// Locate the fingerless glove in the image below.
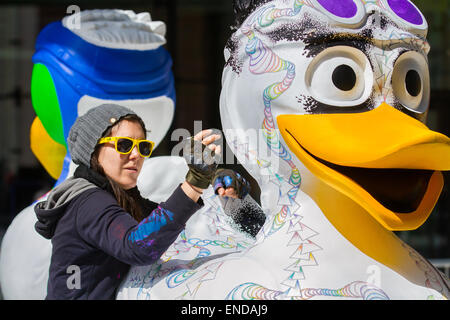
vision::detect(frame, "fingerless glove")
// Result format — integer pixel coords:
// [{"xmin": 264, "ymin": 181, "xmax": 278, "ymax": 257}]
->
[{"xmin": 183, "ymin": 138, "xmax": 220, "ymax": 189}]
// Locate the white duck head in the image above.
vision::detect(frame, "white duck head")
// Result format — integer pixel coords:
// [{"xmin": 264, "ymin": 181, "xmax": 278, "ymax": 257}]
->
[
  {"xmin": 221, "ymin": 0, "xmax": 450, "ymax": 233},
  {"xmin": 30, "ymin": 9, "xmax": 175, "ymax": 184},
  {"xmin": 111, "ymin": 1, "xmax": 450, "ymax": 300}
]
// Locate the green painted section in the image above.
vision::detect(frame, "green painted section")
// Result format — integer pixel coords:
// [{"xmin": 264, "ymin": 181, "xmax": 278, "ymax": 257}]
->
[{"xmin": 31, "ymin": 63, "xmax": 66, "ymax": 147}]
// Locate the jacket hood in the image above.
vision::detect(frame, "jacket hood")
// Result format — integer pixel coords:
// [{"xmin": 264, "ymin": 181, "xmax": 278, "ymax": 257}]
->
[{"xmin": 34, "ymin": 177, "xmax": 97, "ymax": 239}]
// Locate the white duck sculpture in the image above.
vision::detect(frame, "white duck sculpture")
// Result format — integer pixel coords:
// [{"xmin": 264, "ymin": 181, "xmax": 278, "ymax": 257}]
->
[{"xmin": 116, "ymin": 0, "xmax": 450, "ymax": 300}]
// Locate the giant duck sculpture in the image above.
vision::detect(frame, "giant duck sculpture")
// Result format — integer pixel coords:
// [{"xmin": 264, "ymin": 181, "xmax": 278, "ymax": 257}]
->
[
  {"xmin": 0, "ymin": 9, "xmax": 182, "ymax": 299},
  {"xmin": 116, "ymin": 0, "xmax": 450, "ymax": 300}
]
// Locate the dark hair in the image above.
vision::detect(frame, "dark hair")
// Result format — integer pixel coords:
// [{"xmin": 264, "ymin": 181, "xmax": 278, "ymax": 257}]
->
[
  {"xmin": 232, "ymin": 0, "xmax": 272, "ymax": 29},
  {"xmin": 90, "ymin": 114, "xmax": 147, "ymax": 222}
]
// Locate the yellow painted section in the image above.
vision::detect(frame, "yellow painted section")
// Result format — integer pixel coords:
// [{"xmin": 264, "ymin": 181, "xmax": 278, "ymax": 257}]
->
[
  {"xmin": 277, "ymin": 103, "xmax": 450, "ymax": 170},
  {"xmin": 30, "ymin": 117, "xmax": 66, "ymax": 180}
]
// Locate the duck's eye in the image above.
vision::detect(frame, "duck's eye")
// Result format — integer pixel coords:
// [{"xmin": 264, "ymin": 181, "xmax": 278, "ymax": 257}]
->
[
  {"xmin": 332, "ymin": 65, "xmax": 357, "ymax": 91},
  {"xmin": 305, "ymin": 46, "xmax": 373, "ymax": 107},
  {"xmin": 392, "ymin": 51, "xmax": 429, "ymax": 114},
  {"xmin": 405, "ymin": 70, "xmax": 421, "ymax": 97}
]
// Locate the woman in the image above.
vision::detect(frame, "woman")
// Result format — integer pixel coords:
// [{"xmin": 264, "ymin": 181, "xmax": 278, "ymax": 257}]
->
[{"xmin": 34, "ymin": 103, "xmax": 246, "ymax": 299}]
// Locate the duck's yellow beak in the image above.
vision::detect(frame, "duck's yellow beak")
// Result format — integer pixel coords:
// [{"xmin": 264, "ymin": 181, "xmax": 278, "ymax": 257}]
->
[{"xmin": 277, "ymin": 103, "xmax": 450, "ymax": 230}]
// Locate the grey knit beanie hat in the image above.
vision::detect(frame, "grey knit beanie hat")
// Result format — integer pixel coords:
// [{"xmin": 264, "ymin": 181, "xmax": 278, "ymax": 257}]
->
[{"xmin": 68, "ymin": 104, "xmax": 138, "ymax": 168}]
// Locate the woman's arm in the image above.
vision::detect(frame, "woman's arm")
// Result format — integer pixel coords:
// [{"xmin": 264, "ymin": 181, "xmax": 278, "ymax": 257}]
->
[
  {"xmin": 75, "ymin": 186, "xmax": 202, "ymax": 266},
  {"xmin": 181, "ymin": 181, "xmax": 203, "ymax": 203}
]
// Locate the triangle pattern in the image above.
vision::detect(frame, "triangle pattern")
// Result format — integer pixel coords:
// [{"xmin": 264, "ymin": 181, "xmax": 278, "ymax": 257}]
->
[
  {"xmin": 284, "ymin": 280, "xmax": 303, "ymax": 298},
  {"xmin": 284, "ymin": 259, "xmax": 303, "ymax": 273},
  {"xmin": 287, "ymin": 232, "xmax": 303, "ymax": 246},
  {"xmin": 301, "ymin": 239, "xmax": 322, "ymax": 254},
  {"xmin": 290, "ymin": 244, "xmax": 311, "ymax": 260},
  {"xmin": 298, "ymin": 223, "xmax": 318, "ymax": 241},
  {"xmin": 297, "ymin": 253, "xmax": 318, "ymax": 267}
]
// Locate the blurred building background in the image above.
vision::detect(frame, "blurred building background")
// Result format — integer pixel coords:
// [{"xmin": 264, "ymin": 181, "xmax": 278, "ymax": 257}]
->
[{"xmin": 0, "ymin": 0, "xmax": 448, "ymax": 291}]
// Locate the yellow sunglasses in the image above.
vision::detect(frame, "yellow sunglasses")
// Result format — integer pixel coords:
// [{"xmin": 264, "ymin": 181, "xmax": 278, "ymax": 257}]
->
[{"xmin": 98, "ymin": 136, "xmax": 155, "ymax": 158}]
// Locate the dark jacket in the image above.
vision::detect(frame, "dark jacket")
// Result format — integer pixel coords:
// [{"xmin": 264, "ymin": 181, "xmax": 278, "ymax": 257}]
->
[{"xmin": 34, "ymin": 165, "xmax": 203, "ymax": 300}]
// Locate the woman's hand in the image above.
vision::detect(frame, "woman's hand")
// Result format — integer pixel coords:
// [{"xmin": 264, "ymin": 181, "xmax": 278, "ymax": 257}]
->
[
  {"xmin": 193, "ymin": 129, "xmax": 222, "ymax": 160},
  {"xmin": 212, "ymin": 168, "xmax": 250, "ymax": 199},
  {"xmin": 181, "ymin": 129, "xmax": 222, "ymax": 202}
]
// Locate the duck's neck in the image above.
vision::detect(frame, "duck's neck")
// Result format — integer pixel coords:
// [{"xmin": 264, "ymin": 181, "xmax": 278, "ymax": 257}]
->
[{"xmin": 299, "ymin": 173, "xmax": 422, "ymax": 276}]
